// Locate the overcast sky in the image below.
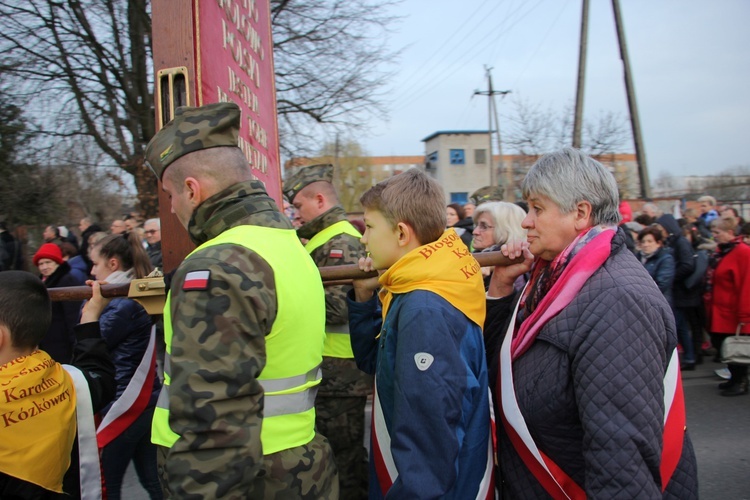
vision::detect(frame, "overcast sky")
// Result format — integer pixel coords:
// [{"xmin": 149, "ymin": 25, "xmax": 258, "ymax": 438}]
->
[{"xmin": 355, "ymin": 0, "xmax": 749, "ymax": 180}]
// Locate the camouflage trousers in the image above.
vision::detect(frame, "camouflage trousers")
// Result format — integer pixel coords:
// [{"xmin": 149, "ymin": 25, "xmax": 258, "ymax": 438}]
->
[
  {"xmin": 315, "ymin": 357, "xmax": 372, "ymax": 500},
  {"xmin": 156, "ymin": 434, "xmax": 339, "ymax": 499}
]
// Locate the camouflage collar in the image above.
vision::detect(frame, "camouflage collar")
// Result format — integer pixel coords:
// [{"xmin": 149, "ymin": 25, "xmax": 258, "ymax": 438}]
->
[
  {"xmin": 297, "ymin": 205, "xmax": 349, "ymax": 240},
  {"xmin": 188, "ymin": 180, "xmax": 291, "ymax": 245}
]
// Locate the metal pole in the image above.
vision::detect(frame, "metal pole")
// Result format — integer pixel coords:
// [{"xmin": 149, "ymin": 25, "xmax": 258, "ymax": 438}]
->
[
  {"xmin": 572, "ymin": 0, "xmax": 590, "ymax": 149},
  {"xmin": 486, "ymin": 69, "xmax": 495, "ymax": 187},
  {"xmin": 612, "ymin": 0, "xmax": 651, "ymax": 199}
]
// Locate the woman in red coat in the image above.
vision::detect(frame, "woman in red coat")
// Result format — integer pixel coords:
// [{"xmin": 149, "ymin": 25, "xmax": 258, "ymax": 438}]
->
[{"xmin": 705, "ymin": 217, "xmax": 750, "ymax": 396}]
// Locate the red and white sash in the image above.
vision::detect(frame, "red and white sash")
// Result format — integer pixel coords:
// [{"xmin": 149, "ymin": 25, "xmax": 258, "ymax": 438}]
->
[
  {"xmin": 371, "ymin": 378, "xmax": 496, "ymax": 498},
  {"xmin": 96, "ymin": 325, "xmax": 157, "ymax": 449},
  {"xmin": 499, "ymin": 299, "xmax": 686, "ymax": 499}
]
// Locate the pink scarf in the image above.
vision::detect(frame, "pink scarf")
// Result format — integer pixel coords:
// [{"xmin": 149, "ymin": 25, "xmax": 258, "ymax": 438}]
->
[{"xmin": 511, "ymin": 226, "xmax": 616, "ymax": 359}]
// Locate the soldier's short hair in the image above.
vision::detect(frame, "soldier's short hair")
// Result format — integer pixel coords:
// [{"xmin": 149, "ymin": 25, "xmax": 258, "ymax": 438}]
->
[
  {"xmin": 0, "ymin": 271, "xmax": 51, "ymax": 350},
  {"xmin": 360, "ymin": 168, "xmax": 445, "ymax": 245},
  {"xmin": 145, "ymin": 102, "xmax": 242, "ymax": 180}
]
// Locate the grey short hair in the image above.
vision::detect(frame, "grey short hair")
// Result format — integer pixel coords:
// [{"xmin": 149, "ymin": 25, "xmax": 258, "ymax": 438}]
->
[
  {"xmin": 144, "ymin": 218, "xmax": 161, "ymax": 229},
  {"xmin": 473, "ymin": 202, "xmax": 527, "ymax": 246},
  {"xmin": 521, "ymin": 148, "xmax": 621, "ymax": 226}
]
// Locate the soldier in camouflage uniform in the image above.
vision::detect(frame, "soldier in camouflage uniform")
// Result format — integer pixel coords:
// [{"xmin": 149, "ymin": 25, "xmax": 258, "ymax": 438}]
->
[
  {"xmin": 284, "ymin": 165, "xmax": 372, "ymax": 500},
  {"xmin": 144, "ymin": 102, "xmax": 338, "ymax": 499},
  {"xmin": 469, "ymin": 185, "xmax": 504, "ymax": 206}
]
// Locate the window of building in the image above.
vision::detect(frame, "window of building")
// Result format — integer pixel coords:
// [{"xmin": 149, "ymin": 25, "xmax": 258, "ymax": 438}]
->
[
  {"xmin": 449, "ymin": 149, "xmax": 465, "ymax": 165},
  {"xmin": 450, "ymin": 192, "xmax": 468, "ymax": 204},
  {"xmin": 474, "ymin": 149, "xmax": 486, "ymax": 164},
  {"xmin": 425, "ymin": 151, "xmax": 438, "ymax": 170}
]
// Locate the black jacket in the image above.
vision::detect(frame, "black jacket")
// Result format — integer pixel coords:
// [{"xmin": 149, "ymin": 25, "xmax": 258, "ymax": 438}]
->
[
  {"xmin": 657, "ymin": 215, "xmax": 696, "ymax": 307},
  {"xmin": 40, "ymin": 263, "xmax": 86, "ymax": 363}
]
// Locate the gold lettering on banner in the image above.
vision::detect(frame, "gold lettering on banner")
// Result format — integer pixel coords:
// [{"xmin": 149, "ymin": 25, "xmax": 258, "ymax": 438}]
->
[
  {"xmin": 227, "ymin": 67, "xmax": 260, "ymax": 112},
  {"xmin": 222, "ymin": 20, "xmax": 261, "ymax": 87}
]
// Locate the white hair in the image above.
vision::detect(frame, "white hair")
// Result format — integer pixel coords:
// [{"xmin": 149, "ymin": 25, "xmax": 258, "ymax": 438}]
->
[
  {"xmin": 144, "ymin": 218, "xmax": 161, "ymax": 229},
  {"xmin": 473, "ymin": 202, "xmax": 527, "ymax": 246}
]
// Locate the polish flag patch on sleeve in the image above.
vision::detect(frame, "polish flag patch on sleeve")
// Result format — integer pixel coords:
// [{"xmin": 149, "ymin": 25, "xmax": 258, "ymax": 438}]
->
[
  {"xmin": 183, "ymin": 270, "xmax": 210, "ymax": 291},
  {"xmin": 329, "ymin": 248, "xmax": 344, "ymax": 259}
]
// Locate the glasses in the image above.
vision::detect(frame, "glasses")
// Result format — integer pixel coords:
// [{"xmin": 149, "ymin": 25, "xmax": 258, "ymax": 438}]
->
[
  {"xmin": 475, "ymin": 222, "xmax": 494, "ymax": 232},
  {"xmin": 144, "ymin": 230, "xmax": 158, "ymax": 235}
]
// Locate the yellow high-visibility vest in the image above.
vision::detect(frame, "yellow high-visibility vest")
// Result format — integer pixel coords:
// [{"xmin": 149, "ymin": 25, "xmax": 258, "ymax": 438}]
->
[
  {"xmin": 304, "ymin": 219, "xmax": 362, "ymax": 358},
  {"xmin": 152, "ymin": 225, "xmax": 326, "ymax": 455}
]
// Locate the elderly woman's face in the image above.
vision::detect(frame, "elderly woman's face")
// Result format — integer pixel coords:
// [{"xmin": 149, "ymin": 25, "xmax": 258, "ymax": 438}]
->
[
  {"xmin": 472, "ymin": 213, "xmax": 496, "ymax": 250},
  {"xmin": 37, "ymin": 258, "xmax": 59, "ymax": 277},
  {"xmin": 523, "ymin": 194, "xmax": 583, "ymax": 261}
]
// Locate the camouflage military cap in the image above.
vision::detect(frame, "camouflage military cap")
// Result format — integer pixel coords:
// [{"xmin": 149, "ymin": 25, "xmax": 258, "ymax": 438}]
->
[
  {"xmin": 283, "ymin": 164, "xmax": 334, "ymax": 202},
  {"xmin": 144, "ymin": 102, "xmax": 241, "ymax": 180},
  {"xmin": 470, "ymin": 185, "xmax": 504, "ymax": 205}
]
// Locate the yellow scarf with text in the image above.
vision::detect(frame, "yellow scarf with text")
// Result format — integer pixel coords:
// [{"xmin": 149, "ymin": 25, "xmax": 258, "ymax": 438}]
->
[
  {"xmin": 0, "ymin": 350, "xmax": 76, "ymax": 493},
  {"xmin": 379, "ymin": 228, "xmax": 486, "ymax": 327}
]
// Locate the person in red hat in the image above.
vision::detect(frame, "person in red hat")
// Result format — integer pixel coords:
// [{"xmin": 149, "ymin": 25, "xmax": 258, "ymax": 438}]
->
[{"xmin": 33, "ymin": 242, "xmax": 86, "ymax": 362}]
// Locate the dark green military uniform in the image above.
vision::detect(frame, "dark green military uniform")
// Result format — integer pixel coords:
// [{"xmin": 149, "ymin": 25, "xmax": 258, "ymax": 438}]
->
[
  {"xmin": 144, "ymin": 102, "xmax": 338, "ymax": 499},
  {"xmin": 285, "ymin": 167, "xmax": 372, "ymax": 500}
]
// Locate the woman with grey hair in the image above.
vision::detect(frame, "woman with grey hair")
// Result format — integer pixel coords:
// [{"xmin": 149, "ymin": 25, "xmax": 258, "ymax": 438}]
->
[
  {"xmin": 484, "ymin": 148, "xmax": 697, "ymax": 498},
  {"xmin": 472, "ymin": 201, "xmax": 527, "ymax": 290},
  {"xmin": 471, "ymin": 201, "xmax": 527, "ymax": 253}
]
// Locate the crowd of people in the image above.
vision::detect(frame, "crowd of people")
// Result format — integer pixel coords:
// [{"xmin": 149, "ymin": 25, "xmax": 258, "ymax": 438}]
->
[{"xmin": 1, "ymin": 100, "xmax": 747, "ymax": 499}]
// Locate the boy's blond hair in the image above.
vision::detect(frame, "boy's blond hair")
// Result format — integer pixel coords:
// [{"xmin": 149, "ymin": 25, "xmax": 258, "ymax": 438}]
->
[{"xmin": 360, "ymin": 168, "xmax": 446, "ymax": 245}]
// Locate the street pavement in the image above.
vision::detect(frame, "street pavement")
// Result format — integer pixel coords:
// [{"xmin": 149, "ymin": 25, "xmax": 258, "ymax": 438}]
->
[{"xmin": 124, "ymin": 359, "xmax": 749, "ymax": 499}]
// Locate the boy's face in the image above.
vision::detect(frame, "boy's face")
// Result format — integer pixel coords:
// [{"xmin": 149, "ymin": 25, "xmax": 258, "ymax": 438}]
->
[{"xmin": 362, "ymin": 208, "xmax": 402, "ymax": 270}]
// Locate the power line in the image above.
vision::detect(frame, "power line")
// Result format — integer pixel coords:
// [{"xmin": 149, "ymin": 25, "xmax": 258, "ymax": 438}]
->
[{"xmin": 391, "ymin": 0, "xmax": 545, "ymax": 109}]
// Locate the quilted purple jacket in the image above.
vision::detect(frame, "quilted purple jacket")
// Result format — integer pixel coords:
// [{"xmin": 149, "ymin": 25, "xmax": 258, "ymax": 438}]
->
[{"xmin": 484, "ymin": 228, "xmax": 698, "ymax": 499}]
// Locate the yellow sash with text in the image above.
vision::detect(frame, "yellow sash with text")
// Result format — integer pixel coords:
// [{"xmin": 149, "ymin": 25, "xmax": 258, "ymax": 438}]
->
[
  {"xmin": 379, "ymin": 228, "xmax": 486, "ymax": 327},
  {"xmin": 0, "ymin": 350, "xmax": 76, "ymax": 493}
]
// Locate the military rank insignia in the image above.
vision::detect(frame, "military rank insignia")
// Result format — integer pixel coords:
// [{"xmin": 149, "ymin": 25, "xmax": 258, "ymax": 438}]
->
[
  {"xmin": 329, "ymin": 249, "xmax": 344, "ymax": 259},
  {"xmin": 183, "ymin": 270, "xmax": 210, "ymax": 290}
]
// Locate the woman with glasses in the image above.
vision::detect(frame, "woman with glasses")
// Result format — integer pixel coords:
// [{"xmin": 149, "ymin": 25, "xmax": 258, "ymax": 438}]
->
[{"xmin": 471, "ymin": 201, "xmax": 527, "ymax": 289}]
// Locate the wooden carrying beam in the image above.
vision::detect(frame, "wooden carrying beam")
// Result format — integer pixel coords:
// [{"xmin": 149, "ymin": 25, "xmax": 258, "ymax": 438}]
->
[{"xmin": 48, "ymin": 251, "xmax": 522, "ymax": 302}]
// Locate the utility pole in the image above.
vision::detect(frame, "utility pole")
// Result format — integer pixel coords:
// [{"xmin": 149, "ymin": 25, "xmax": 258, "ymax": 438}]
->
[
  {"xmin": 612, "ymin": 0, "xmax": 651, "ymax": 199},
  {"xmin": 572, "ymin": 0, "xmax": 590, "ymax": 149},
  {"xmin": 474, "ymin": 67, "xmax": 511, "ymax": 198}
]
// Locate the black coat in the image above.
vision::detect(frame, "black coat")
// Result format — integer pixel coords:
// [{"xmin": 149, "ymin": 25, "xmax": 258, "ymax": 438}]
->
[
  {"xmin": 657, "ymin": 215, "xmax": 696, "ymax": 307},
  {"xmin": 40, "ymin": 263, "xmax": 86, "ymax": 363}
]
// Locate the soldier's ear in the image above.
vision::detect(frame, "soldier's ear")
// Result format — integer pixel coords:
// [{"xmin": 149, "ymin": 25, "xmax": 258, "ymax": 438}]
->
[{"xmin": 184, "ymin": 177, "xmax": 202, "ymax": 207}]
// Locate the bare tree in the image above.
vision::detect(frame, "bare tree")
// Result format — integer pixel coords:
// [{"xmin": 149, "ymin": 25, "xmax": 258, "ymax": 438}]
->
[
  {"xmin": 271, "ymin": 0, "xmax": 400, "ymax": 157},
  {"xmin": 0, "ymin": 0, "xmax": 155, "ymax": 214},
  {"xmin": 502, "ymin": 95, "xmax": 630, "ymax": 157},
  {"xmin": 0, "ymin": 0, "xmax": 398, "ymax": 217},
  {"xmin": 317, "ymin": 140, "xmax": 374, "ymax": 212}
]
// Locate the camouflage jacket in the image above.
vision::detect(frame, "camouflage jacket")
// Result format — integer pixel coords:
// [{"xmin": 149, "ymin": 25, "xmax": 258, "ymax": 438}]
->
[
  {"xmin": 297, "ymin": 206, "xmax": 365, "ymax": 326},
  {"xmin": 165, "ymin": 181, "xmax": 336, "ymax": 499}
]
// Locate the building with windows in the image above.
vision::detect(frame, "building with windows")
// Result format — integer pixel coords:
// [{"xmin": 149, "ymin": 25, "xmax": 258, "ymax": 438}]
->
[{"xmin": 423, "ymin": 130, "xmax": 640, "ymax": 203}]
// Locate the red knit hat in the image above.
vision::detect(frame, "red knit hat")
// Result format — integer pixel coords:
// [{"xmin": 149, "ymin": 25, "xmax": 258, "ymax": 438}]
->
[{"xmin": 33, "ymin": 243, "xmax": 64, "ymax": 266}]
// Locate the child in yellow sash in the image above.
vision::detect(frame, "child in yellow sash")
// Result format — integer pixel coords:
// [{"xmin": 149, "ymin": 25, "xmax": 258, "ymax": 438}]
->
[{"xmin": 0, "ymin": 272, "xmax": 115, "ymax": 497}]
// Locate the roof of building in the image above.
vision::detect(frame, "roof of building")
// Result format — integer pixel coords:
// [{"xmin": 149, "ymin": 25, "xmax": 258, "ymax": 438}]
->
[
  {"xmin": 421, "ymin": 130, "xmax": 492, "ymax": 142},
  {"xmin": 368, "ymin": 155, "xmax": 424, "ymax": 165}
]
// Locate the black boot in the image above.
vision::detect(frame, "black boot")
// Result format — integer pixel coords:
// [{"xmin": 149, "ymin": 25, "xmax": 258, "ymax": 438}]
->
[
  {"xmin": 718, "ymin": 380, "xmax": 735, "ymax": 390},
  {"xmin": 721, "ymin": 377, "xmax": 749, "ymax": 397}
]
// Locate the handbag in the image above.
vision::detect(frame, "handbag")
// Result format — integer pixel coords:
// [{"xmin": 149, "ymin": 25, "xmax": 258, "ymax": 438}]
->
[{"xmin": 721, "ymin": 323, "xmax": 750, "ymax": 365}]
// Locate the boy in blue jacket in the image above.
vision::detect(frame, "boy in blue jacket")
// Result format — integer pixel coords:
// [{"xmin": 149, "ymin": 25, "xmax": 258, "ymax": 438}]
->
[{"xmin": 348, "ymin": 168, "xmax": 494, "ymax": 499}]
